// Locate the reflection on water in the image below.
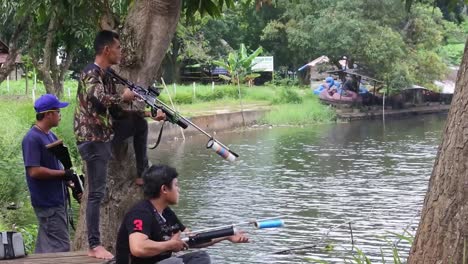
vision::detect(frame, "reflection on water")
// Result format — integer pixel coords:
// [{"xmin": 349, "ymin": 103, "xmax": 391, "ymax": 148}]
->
[{"xmin": 149, "ymin": 114, "xmax": 446, "ymax": 263}]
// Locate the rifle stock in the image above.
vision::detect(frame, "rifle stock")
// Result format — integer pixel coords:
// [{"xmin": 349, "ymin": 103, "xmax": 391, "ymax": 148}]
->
[{"xmin": 182, "ymin": 226, "xmax": 235, "ymax": 247}]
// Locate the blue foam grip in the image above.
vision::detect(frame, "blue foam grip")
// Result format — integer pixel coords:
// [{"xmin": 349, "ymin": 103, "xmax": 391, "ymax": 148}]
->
[{"xmin": 255, "ymin": 219, "xmax": 284, "ymax": 229}]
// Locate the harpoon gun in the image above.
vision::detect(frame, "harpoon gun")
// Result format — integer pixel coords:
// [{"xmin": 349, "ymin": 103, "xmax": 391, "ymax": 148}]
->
[
  {"xmin": 106, "ymin": 68, "xmax": 239, "ymax": 162},
  {"xmin": 45, "ymin": 140, "xmax": 84, "ymax": 204},
  {"xmin": 182, "ymin": 217, "xmax": 284, "ymax": 247}
]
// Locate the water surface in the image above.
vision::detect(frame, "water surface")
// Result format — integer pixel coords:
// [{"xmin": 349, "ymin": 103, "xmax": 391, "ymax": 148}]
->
[{"xmin": 150, "ymin": 114, "xmax": 446, "ymax": 263}]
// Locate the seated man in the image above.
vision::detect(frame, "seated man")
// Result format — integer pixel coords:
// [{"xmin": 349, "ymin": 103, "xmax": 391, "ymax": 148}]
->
[
  {"xmin": 314, "ymin": 76, "xmax": 340, "ymax": 95},
  {"xmin": 343, "ymin": 75, "xmax": 359, "ymax": 93},
  {"xmin": 115, "ymin": 165, "xmax": 248, "ymax": 264},
  {"xmin": 321, "ymin": 77, "xmax": 340, "ymax": 96}
]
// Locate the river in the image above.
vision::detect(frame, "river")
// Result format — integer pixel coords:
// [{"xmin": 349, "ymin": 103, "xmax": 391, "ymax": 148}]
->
[{"xmin": 149, "ymin": 114, "xmax": 446, "ymax": 263}]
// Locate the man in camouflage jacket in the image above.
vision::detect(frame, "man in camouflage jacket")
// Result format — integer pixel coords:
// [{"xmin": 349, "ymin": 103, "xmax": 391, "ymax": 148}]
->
[{"xmin": 74, "ymin": 30, "xmax": 135, "ymax": 260}]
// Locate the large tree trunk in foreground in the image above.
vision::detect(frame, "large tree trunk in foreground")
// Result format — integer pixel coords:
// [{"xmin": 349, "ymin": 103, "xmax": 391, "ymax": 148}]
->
[
  {"xmin": 408, "ymin": 37, "xmax": 468, "ymax": 263},
  {"xmin": 73, "ymin": 0, "xmax": 181, "ymax": 252}
]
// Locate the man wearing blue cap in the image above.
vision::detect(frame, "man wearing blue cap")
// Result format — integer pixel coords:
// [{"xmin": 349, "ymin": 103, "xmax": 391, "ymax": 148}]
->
[{"xmin": 21, "ymin": 94, "xmax": 75, "ymax": 253}]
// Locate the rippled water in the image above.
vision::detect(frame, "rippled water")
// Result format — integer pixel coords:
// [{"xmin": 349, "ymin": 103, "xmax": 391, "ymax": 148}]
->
[{"xmin": 149, "ymin": 114, "xmax": 446, "ymax": 264}]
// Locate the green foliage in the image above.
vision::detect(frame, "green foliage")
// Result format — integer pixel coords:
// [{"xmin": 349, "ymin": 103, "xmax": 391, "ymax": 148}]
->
[
  {"xmin": 262, "ymin": 95, "xmax": 335, "ymax": 125},
  {"xmin": 270, "ymin": 75, "xmax": 300, "ymax": 87},
  {"xmin": 159, "ymin": 84, "xmax": 244, "ymax": 104},
  {"xmin": 343, "ymin": 230, "xmax": 415, "ymax": 264},
  {"xmin": 213, "ymin": 43, "xmax": 263, "ymax": 84},
  {"xmin": 183, "ymin": 0, "xmax": 235, "ymax": 18},
  {"xmin": 409, "ymin": 50, "xmax": 447, "ymax": 88},
  {"xmin": 0, "ymin": 100, "xmax": 33, "ymax": 209},
  {"xmin": 440, "ymin": 43, "xmax": 465, "ymax": 65},
  {"xmin": 384, "ymin": 62, "xmax": 413, "ymax": 93},
  {"xmin": 272, "ymin": 87, "xmax": 303, "ymax": 104},
  {"xmin": 18, "ymin": 224, "xmax": 38, "ymax": 254}
]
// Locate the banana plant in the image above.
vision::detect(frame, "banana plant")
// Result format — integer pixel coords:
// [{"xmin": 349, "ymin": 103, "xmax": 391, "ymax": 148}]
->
[{"xmin": 213, "ymin": 43, "xmax": 263, "ymax": 85}]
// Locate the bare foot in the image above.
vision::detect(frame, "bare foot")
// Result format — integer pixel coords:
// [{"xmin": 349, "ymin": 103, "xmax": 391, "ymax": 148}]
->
[
  {"xmin": 135, "ymin": 178, "xmax": 144, "ymax": 186},
  {"xmin": 88, "ymin": 245, "xmax": 114, "ymax": 260}
]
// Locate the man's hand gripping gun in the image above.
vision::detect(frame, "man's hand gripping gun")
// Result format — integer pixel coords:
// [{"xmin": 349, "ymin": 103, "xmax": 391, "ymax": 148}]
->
[
  {"xmin": 182, "ymin": 217, "xmax": 284, "ymax": 247},
  {"xmin": 46, "ymin": 140, "xmax": 84, "ymax": 203}
]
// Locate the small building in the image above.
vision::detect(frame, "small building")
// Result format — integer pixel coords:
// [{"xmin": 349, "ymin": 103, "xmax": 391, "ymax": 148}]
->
[
  {"xmin": 0, "ymin": 40, "xmax": 23, "ymax": 80},
  {"xmin": 297, "ymin": 55, "xmax": 338, "ymax": 86}
]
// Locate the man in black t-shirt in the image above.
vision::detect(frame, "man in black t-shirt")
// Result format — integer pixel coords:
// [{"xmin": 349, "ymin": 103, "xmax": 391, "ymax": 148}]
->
[{"xmin": 115, "ymin": 165, "xmax": 249, "ymax": 264}]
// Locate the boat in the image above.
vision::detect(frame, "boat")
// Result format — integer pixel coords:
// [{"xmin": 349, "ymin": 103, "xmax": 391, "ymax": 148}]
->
[{"xmin": 318, "ymin": 89, "xmax": 362, "ymax": 105}]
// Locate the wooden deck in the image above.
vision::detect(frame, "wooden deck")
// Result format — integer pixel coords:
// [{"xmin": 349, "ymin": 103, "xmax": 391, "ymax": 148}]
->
[{"xmin": 2, "ymin": 251, "xmax": 108, "ymax": 264}]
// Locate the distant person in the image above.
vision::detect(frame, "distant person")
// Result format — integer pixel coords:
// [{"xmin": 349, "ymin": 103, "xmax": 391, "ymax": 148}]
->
[
  {"xmin": 115, "ymin": 165, "xmax": 249, "ymax": 264},
  {"xmin": 22, "ymin": 94, "xmax": 73, "ymax": 253},
  {"xmin": 343, "ymin": 75, "xmax": 359, "ymax": 93},
  {"xmin": 314, "ymin": 77, "xmax": 341, "ymax": 95}
]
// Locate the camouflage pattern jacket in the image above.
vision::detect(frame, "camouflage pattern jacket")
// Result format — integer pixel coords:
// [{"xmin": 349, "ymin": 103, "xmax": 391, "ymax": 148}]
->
[{"xmin": 74, "ymin": 63, "xmax": 122, "ymax": 142}]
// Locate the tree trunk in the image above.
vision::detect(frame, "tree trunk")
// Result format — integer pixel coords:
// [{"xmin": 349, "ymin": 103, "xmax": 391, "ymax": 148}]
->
[
  {"xmin": 31, "ymin": 12, "xmax": 75, "ymax": 98},
  {"xmin": 171, "ymin": 36, "xmax": 182, "ymax": 84},
  {"xmin": 73, "ymin": 0, "xmax": 182, "ymax": 252},
  {"xmin": 408, "ymin": 37, "xmax": 468, "ymax": 263}
]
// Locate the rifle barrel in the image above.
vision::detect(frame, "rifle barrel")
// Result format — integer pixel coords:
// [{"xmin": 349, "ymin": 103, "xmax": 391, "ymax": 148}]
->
[{"xmin": 106, "ymin": 69, "xmax": 238, "ymax": 157}]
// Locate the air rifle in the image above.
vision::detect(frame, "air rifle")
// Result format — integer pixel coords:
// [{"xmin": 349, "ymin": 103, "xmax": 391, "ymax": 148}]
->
[
  {"xmin": 106, "ymin": 68, "xmax": 239, "ymax": 162},
  {"xmin": 182, "ymin": 217, "xmax": 284, "ymax": 247},
  {"xmin": 45, "ymin": 140, "xmax": 84, "ymax": 204}
]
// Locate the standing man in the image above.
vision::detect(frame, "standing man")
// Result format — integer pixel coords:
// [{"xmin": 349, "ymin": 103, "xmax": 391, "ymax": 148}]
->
[
  {"xmin": 74, "ymin": 30, "xmax": 135, "ymax": 260},
  {"xmin": 115, "ymin": 165, "xmax": 249, "ymax": 264},
  {"xmin": 22, "ymin": 94, "xmax": 74, "ymax": 253}
]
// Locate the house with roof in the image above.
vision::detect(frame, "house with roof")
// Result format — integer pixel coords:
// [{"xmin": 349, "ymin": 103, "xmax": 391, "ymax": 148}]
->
[
  {"xmin": 297, "ymin": 55, "xmax": 337, "ymax": 82},
  {"xmin": 0, "ymin": 40, "xmax": 23, "ymax": 80}
]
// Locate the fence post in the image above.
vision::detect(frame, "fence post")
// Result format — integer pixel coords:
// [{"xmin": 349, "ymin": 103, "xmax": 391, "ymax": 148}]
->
[
  {"xmin": 32, "ymin": 72, "xmax": 37, "ymax": 103},
  {"xmin": 192, "ymin": 82, "xmax": 196, "ymax": 100}
]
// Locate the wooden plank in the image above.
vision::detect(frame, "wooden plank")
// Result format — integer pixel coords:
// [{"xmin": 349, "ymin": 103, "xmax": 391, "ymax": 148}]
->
[
  {"xmin": 1, "ymin": 251, "xmax": 107, "ymax": 264},
  {"xmin": 23, "ymin": 251, "xmax": 89, "ymax": 259}
]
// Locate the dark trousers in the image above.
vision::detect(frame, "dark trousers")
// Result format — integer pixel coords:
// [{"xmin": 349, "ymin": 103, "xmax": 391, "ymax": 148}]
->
[
  {"xmin": 112, "ymin": 112, "xmax": 149, "ymax": 177},
  {"xmin": 77, "ymin": 141, "xmax": 112, "ymax": 249},
  {"xmin": 33, "ymin": 205, "xmax": 70, "ymax": 253},
  {"xmin": 157, "ymin": 251, "xmax": 211, "ymax": 264}
]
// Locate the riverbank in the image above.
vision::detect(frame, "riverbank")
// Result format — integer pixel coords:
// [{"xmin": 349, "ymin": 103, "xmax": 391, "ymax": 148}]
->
[
  {"xmin": 147, "ymin": 102, "xmax": 451, "ymax": 143},
  {"xmin": 336, "ymin": 104, "xmax": 451, "ymax": 121}
]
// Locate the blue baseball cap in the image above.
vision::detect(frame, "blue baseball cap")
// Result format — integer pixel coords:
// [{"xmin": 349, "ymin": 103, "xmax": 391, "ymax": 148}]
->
[
  {"xmin": 34, "ymin": 94, "xmax": 69, "ymax": 113},
  {"xmin": 325, "ymin": 77, "xmax": 334, "ymax": 83}
]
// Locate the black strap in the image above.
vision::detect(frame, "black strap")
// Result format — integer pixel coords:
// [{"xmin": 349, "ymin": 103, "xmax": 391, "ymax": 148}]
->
[
  {"xmin": 65, "ymin": 187, "xmax": 76, "ymax": 231},
  {"xmin": 5, "ymin": 232, "xmax": 13, "ymax": 258},
  {"xmin": 148, "ymin": 121, "xmax": 166, "ymax": 150}
]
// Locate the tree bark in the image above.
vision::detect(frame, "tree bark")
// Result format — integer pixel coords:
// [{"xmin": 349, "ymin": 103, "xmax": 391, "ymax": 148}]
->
[
  {"xmin": 408, "ymin": 37, "xmax": 468, "ymax": 263},
  {"xmin": 73, "ymin": 0, "xmax": 182, "ymax": 252}
]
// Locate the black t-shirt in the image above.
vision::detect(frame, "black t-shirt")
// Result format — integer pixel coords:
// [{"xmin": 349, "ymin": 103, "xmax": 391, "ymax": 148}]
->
[{"xmin": 115, "ymin": 200, "xmax": 186, "ymax": 264}]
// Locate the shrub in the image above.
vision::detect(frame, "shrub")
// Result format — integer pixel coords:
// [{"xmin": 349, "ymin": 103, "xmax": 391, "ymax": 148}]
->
[{"xmin": 272, "ymin": 87, "xmax": 303, "ymax": 104}]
